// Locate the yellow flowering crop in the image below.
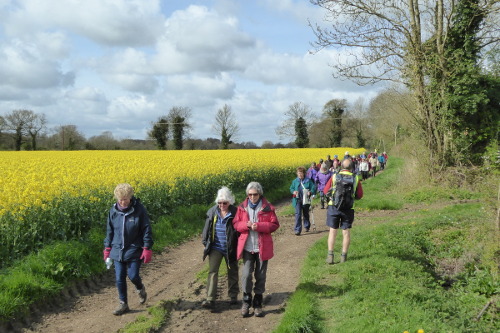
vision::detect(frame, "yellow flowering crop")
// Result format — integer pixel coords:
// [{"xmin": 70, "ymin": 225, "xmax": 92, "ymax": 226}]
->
[{"xmin": 0, "ymin": 148, "xmax": 364, "ymax": 215}]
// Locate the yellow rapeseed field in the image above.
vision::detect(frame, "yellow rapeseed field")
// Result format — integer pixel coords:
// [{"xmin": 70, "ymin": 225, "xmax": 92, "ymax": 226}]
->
[{"xmin": 0, "ymin": 148, "xmax": 365, "ymax": 215}]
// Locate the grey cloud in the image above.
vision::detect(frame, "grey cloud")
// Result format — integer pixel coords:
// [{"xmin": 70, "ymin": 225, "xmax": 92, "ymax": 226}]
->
[{"xmin": 103, "ymin": 74, "xmax": 159, "ymax": 94}]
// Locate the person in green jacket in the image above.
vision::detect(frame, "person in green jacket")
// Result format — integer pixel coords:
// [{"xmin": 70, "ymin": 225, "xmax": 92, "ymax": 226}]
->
[{"xmin": 290, "ymin": 166, "xmax": 316, "ymax": 235}]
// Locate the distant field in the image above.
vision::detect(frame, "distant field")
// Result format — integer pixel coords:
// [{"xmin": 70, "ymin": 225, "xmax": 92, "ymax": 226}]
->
[{"xmin": 0, "ymin": 148, "xmax": 364, "ymax": 216}]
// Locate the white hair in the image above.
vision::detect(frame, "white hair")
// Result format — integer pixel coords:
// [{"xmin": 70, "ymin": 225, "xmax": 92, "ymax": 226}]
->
[
  {"xmin": 215, "ymin": 186, "xmax": 235, "ymax": 204},
  {"xmin": 246, "ymin": 182, "xmax": 263, "ymax": 195}
]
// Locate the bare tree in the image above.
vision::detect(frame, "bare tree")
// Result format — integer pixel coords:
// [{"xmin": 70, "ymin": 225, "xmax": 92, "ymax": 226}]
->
[
  {"xmin": 213, "ymin": 104, "xmax": 239, "ymax": 149},
  {"xmin": 53, "ymin": 125, "xmax": 86, "ymax": 150},
  {"xmin": 344, "ymin": 97, "xmax": 369, "ymax": 148},
  {"xmin": 276, "ymin": 102, "xmax": 315, "ymax": 140},
  {"xmin": 310, "ymin": 0, "xmax": 500, "ymax": 165},
  {"xmin": 368, "ymin": 87, "xmax": 416, "ymax": 148},
  {"xmin": 26, "ymin": 113, "xmax": 47, "ymax": 150},
  {"xmin": 0, "ymin": 115, "xmax": 6, "ymax": 147},
  {"xmin": 87, "ymin": 131, "xmax": 120, "ymax": 150},
  {"xmin": 3, "ymin": 110, "xmax": 46, "ymax": 150}
]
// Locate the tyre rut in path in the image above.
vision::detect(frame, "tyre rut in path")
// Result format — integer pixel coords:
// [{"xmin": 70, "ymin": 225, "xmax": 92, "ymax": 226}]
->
[{"xmin": 17, "ymin": 203, "xmax": 329, "ymax": 333}]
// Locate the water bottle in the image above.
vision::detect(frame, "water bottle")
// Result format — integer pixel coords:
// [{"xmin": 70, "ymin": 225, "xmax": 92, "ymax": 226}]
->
[{"xmin": 106, "ymin": 257, "xmax": 113, "ymax": 269}]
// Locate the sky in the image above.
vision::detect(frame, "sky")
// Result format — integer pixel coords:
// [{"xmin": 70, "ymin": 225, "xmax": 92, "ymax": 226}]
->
[{"xmin": 0, "ymin": 0, "xmax": 383, "ymax": 145}]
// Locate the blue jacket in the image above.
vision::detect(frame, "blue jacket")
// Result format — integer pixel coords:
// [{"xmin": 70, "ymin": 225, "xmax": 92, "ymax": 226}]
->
[
  {"xmin": 290, "ymin": 177, "xmax": 316, "ymax": 207},
  {"xmin": 104, "ymin": 197, "xmax": 153, "ymax": 262}
]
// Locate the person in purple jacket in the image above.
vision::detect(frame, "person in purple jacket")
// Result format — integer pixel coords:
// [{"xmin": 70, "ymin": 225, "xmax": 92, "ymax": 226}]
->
[
  {"xmin": 306, "ymin": 162, "xmax": 318, "ymax": 181},
  {"xmin": 315, "ymin": 164, "xmax": 334, "ymax": 209}
]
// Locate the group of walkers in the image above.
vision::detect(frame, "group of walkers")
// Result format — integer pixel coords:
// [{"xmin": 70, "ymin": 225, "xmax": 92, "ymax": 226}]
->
[
  {"xmin": 102, "ymin": 150, "xmax": 383, "ymax": 318},
  {"xmin": 308, "ymin": 150, "xmax": 388, "ymax": 183},
  {"xmin": 103, "ymin": 181, "xmax": 280, "ymax": 318},
  {"xmin": 293, "ymin": 150, "xmax": 388, "ymax": 265}
]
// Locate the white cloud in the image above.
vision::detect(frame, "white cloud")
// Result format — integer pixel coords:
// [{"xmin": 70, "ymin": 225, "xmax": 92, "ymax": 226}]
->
[
  {"xmin": 107, "ymin": 95, "xmax": 156, "ymax": 120},
  {"xmin": 3, "ymin": 0, "xmax": 164, "ymax": 46},
  {"xmin": 0, "ymin": 39, "xmax": 74, "ymax": 89},
  {"xmin": 0, "ymin": 1, "xmax": 384, "ymax": 145},
  {"xmin": 164, "ymin": 73, "xmax": 235, "ymax": 105},
  {"xmin": 95, "ymin": 48, "xmax": 159, "ymax": 93},
  {"xmin": 152, "ymin": 5, "xmax": 257, "ymax": 74}
]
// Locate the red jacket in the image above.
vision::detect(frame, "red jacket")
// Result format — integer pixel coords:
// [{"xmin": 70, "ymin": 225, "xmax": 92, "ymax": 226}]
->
[{"xmin": 233, "ymin": 197, "xmax": 280, "ymax": 261}]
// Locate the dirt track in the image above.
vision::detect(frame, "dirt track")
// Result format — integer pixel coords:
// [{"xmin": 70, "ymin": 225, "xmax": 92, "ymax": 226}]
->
[{"xmin": 12, "ymin": 201, "xmax": 331, "ymax": 333}]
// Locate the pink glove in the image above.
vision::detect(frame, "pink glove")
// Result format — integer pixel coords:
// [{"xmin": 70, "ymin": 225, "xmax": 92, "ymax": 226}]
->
[
  {"xmin": 140, "ymin": 248, "xmax": 152, "ymax": 263},
  {"xmin": 103, "ymin": 247, "xmax": 111, "ymax": 261}
]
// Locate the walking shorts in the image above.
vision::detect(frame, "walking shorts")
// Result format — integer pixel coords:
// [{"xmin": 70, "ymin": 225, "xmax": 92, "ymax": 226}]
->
[{"xmin": 326, "ymin": 205, "xmax": 355, "ymax": 229}]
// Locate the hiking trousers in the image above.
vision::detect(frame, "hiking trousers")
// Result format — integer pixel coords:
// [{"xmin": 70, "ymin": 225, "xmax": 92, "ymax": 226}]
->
[
  {"xmin": 206, "ymin": 249, "xmax": 239, "ymax": 301},
  {"xmin": 241, "ymin": 250, "xmax": 268, "ymax": 295}
]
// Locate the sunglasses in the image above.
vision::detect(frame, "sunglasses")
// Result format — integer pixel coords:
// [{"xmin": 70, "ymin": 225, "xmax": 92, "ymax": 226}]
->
[
  {"xmin": 217, "ymin": 202, "xmax": 229, "ymax": 205},
  {"xmin": 248, "ymin": 193, "xmax": 259, "ymax": 197}
]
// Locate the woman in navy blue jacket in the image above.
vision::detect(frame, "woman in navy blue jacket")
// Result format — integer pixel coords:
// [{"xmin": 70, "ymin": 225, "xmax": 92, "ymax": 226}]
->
[{"xmin": 103, "ymin": 183, "xmax": 153, "ymax": 316}]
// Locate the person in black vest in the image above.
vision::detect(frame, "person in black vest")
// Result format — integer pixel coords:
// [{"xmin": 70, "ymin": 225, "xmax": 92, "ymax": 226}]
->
[
  {"xmin": 201, "ymin": 186, "xmax": 239, "ymax": 310},
  {"xmin": 322, "ymin": 159, "xmax": 363, "ymax": 264}
]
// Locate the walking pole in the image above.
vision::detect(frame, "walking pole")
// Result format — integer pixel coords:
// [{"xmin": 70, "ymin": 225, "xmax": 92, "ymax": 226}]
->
[{"xmin": 310, "ymin": 201, "xmax": 316, "ymax": 231}]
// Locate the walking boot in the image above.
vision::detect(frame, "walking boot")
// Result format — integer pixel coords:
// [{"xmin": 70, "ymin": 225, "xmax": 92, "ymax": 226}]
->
[
  {"xmin": 340, "ymin": 253, "xmax": 348, "ymax": 263},
  {"xmin": 136, "ymin": 285, "xmax": 147, "ymax": 304},
  {"xmin": 113, "ymin": 301, "xmax": 129, "ymax": 316},
  {"xmin": 326, "ymin": 251, "xmax": 334, "ymax": 264},
  {"xmin": 241, "ymin": 292, "xmax": 252, "ymax": 317},
  {"xmin": 253, "ymin": 294, "xmax": 264, "ymax": 317},
  {"xmin": 201, "ymin": 299, "xmax": 215, "ymax": 309}
]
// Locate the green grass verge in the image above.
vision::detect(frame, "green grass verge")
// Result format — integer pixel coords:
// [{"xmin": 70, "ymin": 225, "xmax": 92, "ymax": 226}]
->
[
  {"xmin": 119, "ymin": 300, "xmax": 175, "ymax": 333},
  {"xmin": 273, "ymin": 159, "xmax": 499, "ymax": 333},
  {"xmin": 355, "ymin": 157, "xmax": 404, "ymax": 211}
]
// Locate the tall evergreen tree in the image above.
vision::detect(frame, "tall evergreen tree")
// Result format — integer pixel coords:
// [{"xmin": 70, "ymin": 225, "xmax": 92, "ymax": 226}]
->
[
  {"xmin": 148, "ymin": 116, "xmax": 169, "ymax": 150},
  {"xmin": 172, "ymin": 115, "xmax": 185, "ymax": 150},
  {"xmin": 294, "ymin": 117, "xmax": 309, "ymax": 148},
  {"xmin": 323, "ymin": 99, "xmax": 346, "ymax": 147}
]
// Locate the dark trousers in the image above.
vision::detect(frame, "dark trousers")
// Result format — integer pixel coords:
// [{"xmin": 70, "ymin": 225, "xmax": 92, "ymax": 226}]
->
[
  {"xmin": 294, "ymin": 202, "xmax": 310, "ymax": 232},
  {"xmin": 242, "ymin": 251, "xmax": 268, "ymax": 295},
  {"xmin": 319, "ymin": 191, "xmax": 327, "ymax": 208},
  {"xmin": 114, "ymin": 260, "xmax": 143, "ymax": 303}
]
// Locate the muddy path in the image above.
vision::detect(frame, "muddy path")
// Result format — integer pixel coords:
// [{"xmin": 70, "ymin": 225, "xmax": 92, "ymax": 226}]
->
[{"xmin": 12, "ymin": 201, "xmax": 332, "ymax": 333}]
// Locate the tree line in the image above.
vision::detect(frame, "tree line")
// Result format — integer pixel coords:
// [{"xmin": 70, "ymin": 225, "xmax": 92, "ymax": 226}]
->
[{"xmin": 0, "ymin": 106, "xmax": 294, "ymax": 151}]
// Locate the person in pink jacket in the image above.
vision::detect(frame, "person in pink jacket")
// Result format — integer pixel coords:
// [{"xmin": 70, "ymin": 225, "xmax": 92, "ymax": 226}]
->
[{"xmin": 233, "ymin": 181, "xmax": 280, "ymax": 318}]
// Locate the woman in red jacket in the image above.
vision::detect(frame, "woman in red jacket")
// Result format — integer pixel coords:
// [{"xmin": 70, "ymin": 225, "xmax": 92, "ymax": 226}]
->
[{"xmin": 233, "ymin": 182, "xmax": 280, "ymax": 318}]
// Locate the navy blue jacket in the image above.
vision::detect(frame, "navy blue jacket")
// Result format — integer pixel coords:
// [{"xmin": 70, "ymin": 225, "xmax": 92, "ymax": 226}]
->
[{"xmin": 104, "ymin": 197, "xmax": 153, "ymax": 262}]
